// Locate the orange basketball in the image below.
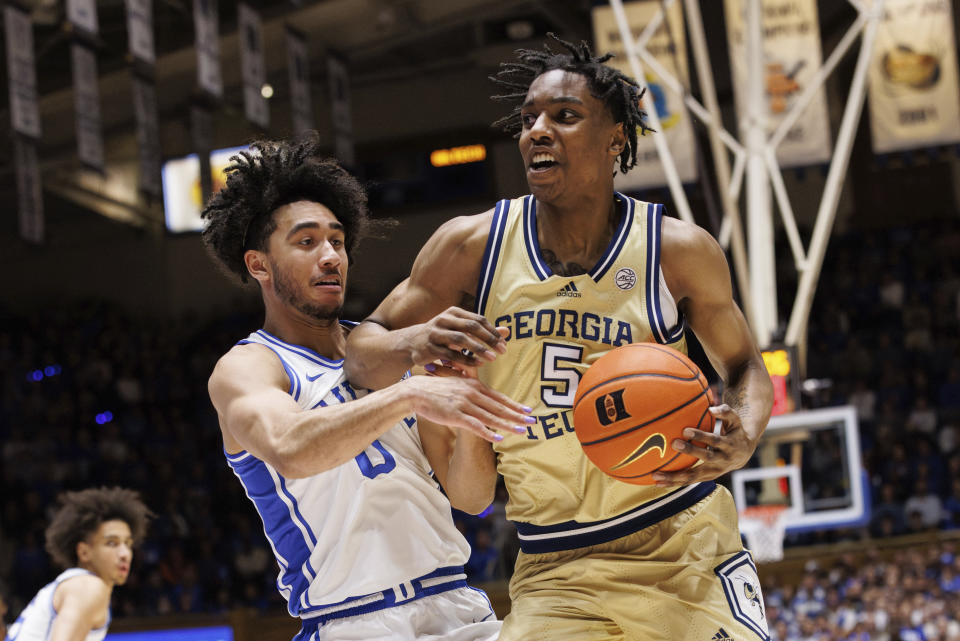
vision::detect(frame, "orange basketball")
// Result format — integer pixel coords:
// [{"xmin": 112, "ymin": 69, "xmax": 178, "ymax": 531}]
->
[{"xmin": 572, "ymin": 342, "xmax": 714, "ymax": 485}]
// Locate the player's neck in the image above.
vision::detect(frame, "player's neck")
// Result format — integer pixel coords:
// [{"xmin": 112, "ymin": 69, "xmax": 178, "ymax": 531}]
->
[
  {"xmin": 536, "ymin": 191, "xmax": 620, "ymax": 261},
  {"xmin": 262, "ymin": 309, "xmax": 346, "ymax": 360}
]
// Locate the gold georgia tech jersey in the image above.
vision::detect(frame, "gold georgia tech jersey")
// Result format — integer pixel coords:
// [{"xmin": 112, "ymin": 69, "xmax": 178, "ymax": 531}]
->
[{"xmin": 475, "ymin": 193, "xmax": 718, "ymax": 554}]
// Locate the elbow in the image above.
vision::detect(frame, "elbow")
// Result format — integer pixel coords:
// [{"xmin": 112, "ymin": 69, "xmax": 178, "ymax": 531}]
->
[
  {"xmin": 448, "ymin": 490, "xmax": 496, "ymax": 516},
  {"xmin": 267, "ymin": 437, "xmax": 329, "ymax": 480}
]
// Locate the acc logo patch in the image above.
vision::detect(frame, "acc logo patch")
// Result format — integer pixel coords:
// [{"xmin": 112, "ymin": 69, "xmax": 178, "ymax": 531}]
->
[{"xmin": 615, "ymin": 268, "xmax": 637, "ymax": 291}]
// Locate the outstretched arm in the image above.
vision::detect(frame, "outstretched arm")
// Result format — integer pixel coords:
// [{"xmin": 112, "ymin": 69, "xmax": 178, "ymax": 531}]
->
[
  {"xmin": 345, "ymin": 211, "xmax": 507, "ymax": 390},
  {"xmin": 209, "ymin": 343, "xmax": 529, "ymax": 479},
  {"xmin": 653, "ymin": 218, "xmax": 774, "ymax": 485}
]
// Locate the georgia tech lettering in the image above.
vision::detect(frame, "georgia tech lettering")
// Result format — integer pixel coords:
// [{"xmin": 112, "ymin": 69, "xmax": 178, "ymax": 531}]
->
[{"xmin": 494, "ymin": 308, "xmax": 634, "ymax": 346}]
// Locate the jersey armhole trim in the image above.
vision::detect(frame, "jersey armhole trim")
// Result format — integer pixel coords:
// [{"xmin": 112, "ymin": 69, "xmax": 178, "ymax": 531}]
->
[
  {"xmin": 237, "ymin": 340, "xmax": 302, "ymax": 400},
  {"xmin": 475, "ymin": 199, "xmax": 510, "ymax": 316}
]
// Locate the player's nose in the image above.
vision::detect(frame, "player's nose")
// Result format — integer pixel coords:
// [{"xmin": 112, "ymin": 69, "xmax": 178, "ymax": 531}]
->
[
  {"xmin": 318, "ymin": 240, "xmax": 342, "ymax": 266},
  {"xmin": 529, "ymin": 112, "xmax": 553, "ymax": 141}
]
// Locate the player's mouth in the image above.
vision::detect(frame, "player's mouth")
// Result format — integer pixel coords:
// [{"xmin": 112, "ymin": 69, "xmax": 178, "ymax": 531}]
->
[
  {"xmin": 312, "ymin": 274, "xmax": 342, "ymax": 290},
  {"xmin": 528, "ymin": 151, "xmax": 559, "ymax": 174}
]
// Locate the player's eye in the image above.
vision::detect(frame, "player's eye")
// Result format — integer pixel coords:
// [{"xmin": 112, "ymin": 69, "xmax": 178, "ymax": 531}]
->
[
  {"xmin": 521, "ymin": 113, "xmax": 537, "ymax": 128},
  {"xmin": 298, "ymin": 237, "xmax": 313, "ymax": 246}
]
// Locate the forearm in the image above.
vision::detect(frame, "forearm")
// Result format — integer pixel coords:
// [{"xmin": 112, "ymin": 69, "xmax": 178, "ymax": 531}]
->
[
  {"xmin": 722, "ymin": 355, "xmax": 774, "ymax": 441},
  {"xmin": 344, "ymin": 320, "xmax": 420, "ymax": 390},
  {"xmin": 443, "ymin": 433, "xmax": 498, "ymax": 514},
  {"xmin": 258, "ymin": 383, "xmax": 416, "ymax": 478}
]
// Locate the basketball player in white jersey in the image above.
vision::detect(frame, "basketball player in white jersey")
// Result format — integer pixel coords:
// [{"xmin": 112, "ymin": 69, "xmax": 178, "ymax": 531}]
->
[
  {"xmin": 345, "ymin": 35, "xmax": 775, "ymax": 640},
  {"xmin": 201, "ymin": 139, "xmax": 533, "ymax": 641},
  {"xmin": 5, "ymin": 487, "xmax": 150, "ymax": 641}
]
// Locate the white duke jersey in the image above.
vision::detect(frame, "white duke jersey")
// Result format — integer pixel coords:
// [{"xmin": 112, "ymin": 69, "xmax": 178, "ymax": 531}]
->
[
  {"xmin": 226, "ymin": 327, "xmax": 471, "ymax": 621},
  {"xmin": 5, "ymin": 569, "xmax": 110, "ymax": 641}
]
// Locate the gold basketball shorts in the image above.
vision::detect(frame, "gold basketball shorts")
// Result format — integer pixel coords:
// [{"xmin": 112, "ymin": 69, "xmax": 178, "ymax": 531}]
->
[{"xmin": 499, "ymin": 487, "xmax": 770, "ymax": 641}]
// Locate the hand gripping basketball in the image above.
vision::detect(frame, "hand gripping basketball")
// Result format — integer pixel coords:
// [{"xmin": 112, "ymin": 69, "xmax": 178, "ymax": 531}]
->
[{"xmin": 572, "ymin": 343, "xmax": 714, "ymax": 485}]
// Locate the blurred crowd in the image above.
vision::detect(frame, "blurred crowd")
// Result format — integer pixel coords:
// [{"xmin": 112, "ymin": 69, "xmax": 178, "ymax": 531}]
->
[
  {"xmin": 764, "ymin": 543, "xmax": 960, "ymax": 641},
  {"xmin": 1, "ymin": 218, "xmax": 959, "ymax": 632}
]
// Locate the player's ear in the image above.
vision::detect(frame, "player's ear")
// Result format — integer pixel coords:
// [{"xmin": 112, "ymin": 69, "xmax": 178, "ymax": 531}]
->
[
  {"xmin": 76, "ymin": 540, "xmax": 91, "ymax": 564},
  {"xmin": 609, "ymin": 123, "xmax": 626, "ymax": 157},
  {"xmin": 244, "ymin": 249, "xmax": 270, "ymax": 284}
]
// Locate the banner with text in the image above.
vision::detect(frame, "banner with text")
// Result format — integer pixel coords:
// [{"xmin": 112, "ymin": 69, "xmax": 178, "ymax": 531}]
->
[
  {"xmin": 327, "ymin": 55, "xmax": 355, "ymax": 166},
  {"xmin": 4, "ymin": 6, "xmax": 41, "ymax": 139},
  {"xmin": 133, "ymin": 76, "xmax": 162, "ymax": 197},
  {"xmin": 67, "ymin": 0, "xmax": 98, "ymax": 36},
  {"xmin": 287, "ymin": 28, "xmax": 314, "ymax": 136},
  {"xmin": 14, "ymin": 136, "xmax": 43, "ymax": 244},
  {"xmin": 724, "ymin": 0, "xmax": 832, "ymax": 167},
  {"xmin": 592, "ymin": 0, "xmax": 698, "ymax": 190},
  {"xmin": 125, "ymin": 0, "xmax": 155, "ymax": 66},
  {"xmin": 72, "ymin": 44, "xmax": 104, "ymax": 170},
  {"xmin": 238, "ymin": 4, "xmax": 268, "ymax": 128},
  {"xmin": 867, "ymin": 0, "xmax": 960, "ymax": 153},
  {"xmin": 193, "ymin": 0, "xmax": 222, "ymax": 97}
]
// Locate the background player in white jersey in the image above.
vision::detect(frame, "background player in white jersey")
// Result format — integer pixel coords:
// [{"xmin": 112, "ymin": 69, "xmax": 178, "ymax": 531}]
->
[
  {"xmin": 201, "ymin": 137, "xmax": 533, "ymax": 641},
  {"xmin": 5, "ymin": 487, "xmax": 150, "ymax": 641},
  {"xmin": 345, "ymin": 35, "xmax": 774, "ymax": 640}
]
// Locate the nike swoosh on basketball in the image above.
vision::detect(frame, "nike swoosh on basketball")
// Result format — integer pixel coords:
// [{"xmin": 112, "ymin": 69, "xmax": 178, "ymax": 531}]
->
[{"xmin": 610, "ymin": 433, "xmax": 666, "ymax": 470}]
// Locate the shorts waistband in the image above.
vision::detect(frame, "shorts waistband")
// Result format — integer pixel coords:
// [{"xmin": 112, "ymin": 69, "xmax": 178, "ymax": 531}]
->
[
  {"xmin": 299, "ymin": 566, "xmax": 467, "ymax": 625},
  {"xmin": 513, "ymin": 481, "xmax": 717, "ymax": 554}
]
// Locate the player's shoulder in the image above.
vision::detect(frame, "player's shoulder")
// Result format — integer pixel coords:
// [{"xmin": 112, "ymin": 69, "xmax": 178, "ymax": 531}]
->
[
  {"xmin": 659, "ymin": 217, "xmax": 730, "ymax": 300},
  {"xmin": 660, "ymin": 215, "xmax": 719, "ymax": 254},
  {"xmin": 420, "ymin": 205, "xmax": 500, "ymax": 266},
  {"xmin": 433, "ymin": 206, "xmax": 498, "ymax": 244},
  {"xmin": 56, "ymin": 572, "xmax": 111, "ymax": 607},
  {"xmin": 209, "ymin": 341, "xmax": 288, "ymax": 395}
]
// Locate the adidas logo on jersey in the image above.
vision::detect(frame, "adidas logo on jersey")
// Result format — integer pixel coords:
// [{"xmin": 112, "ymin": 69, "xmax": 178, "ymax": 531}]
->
[
  {"xmin": 711, "ymin": 628, "xmax": 733, "ymax": 640},
  {"xmin": 556, "ymin": 281, "xmax": 582, "ymax": 298}
]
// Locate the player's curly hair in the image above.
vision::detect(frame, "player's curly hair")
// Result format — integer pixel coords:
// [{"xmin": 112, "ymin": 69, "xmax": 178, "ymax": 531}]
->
[
  {"xmin": 201, "ymin": 135, "xmax": 391, "ymax": 283},
  {"xmin": 490, "ymin": 33, "xmax": 652, "ymax": 174},
  {"xmin": 45, "ymin": 487, "xmax": 152, "ymax": 569}
]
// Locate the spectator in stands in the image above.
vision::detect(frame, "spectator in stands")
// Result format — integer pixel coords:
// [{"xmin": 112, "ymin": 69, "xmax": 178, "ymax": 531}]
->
[
  {"xmin": 903, "ymin": 478, "xmax": 944, "ymax": 532},
  {"xmin": 871, "ymin": 483, "xmax": 907, "ymax": 537}
]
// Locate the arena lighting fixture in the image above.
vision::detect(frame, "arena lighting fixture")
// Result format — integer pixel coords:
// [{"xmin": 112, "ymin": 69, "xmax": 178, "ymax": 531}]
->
[
  {"xmin": 429, "ymin": 144, "xmax": 487, "ymax": 167},
  {"xmin": 260, "ymin": 83, "xmax": 274, "ymax": 99}
]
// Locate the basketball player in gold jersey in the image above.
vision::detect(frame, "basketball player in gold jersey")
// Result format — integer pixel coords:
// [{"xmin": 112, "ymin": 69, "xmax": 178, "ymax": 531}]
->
[{"xmin": 346, "ymin": 35, "xmax": 774, "ymax": 641}]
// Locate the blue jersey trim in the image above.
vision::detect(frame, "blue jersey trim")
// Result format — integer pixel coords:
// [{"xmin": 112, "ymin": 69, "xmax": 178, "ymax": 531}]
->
[
  {"xmin": 296, "ymin": 566, "xmax": 467, "ymax": 624},
  {"xmin": 590, "ymin": 193, "xmax": 634, "ymax": 282},
  {"xmin": 513, "ymin": 482, "xmax": 716, "ymax": 554},
  {"xmin": 255, "ymin": 329, "xmax": 345, "ymax": 368},
  {"xmin": 226, "ymin": 452, "xmax": 313, "ymax": 615},
  {"xmin": 523, "ymin": 196, "xmax": 551, "ymax": 281},
  {"xmin": 238, "ymin": 339, "xmax": 302, "ymax": 401},
  {"xmin": 475, "ymin": 200, "xmax": 510, "ymax": 316},
  {"xmin": 645, "ymin": 203, "xmax": 668, "ymax": 344}
]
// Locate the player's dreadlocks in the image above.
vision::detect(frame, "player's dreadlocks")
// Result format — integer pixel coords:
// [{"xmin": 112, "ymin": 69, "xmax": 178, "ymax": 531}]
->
[
  {"xmin": 201, "ymin": 134, "xmax": 393, "ymax": 283},
  {"xmin": 45, "ymin": 487, "xmax": 152, "ymax": 569},
  {"xmin": 490, "ymin": 33, "xmax": 652, "ymax": 174}
]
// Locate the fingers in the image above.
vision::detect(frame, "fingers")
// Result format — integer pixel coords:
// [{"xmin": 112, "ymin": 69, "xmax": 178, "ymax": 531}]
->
[{"xmin": 427, "ymin": 309, "xmax": 507, "ymax": 364}]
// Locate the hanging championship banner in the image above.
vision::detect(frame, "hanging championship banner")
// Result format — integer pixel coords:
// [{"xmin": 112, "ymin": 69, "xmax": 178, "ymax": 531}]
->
[
  {"xmin": 14, "ymin": 136, "xmax": 43, "ymax": 244},
  {"xmin": 4, "ymin": 6, "xmax": 41, "ymax": 139},
  {"xmin": 191, "ymin": 104, "xmax": 214, "ymax": 203},
  {"xmin": 287, "ymin": 27, "xmax": 314, "ymax": 136},
  {"xmin": 238, "ymin": 4, "xmax": 268, "ymax": 128},
  {"xmin": 71, "ymin": 44, "xmax": 104, "ymax": 171},
  {"xmin": 327, "ymin": 55, "xmax": 355, "ymax": 166},
  {"xmin": 867, "ymin": 0, "xmax": 960, "ymax": 153},
  {"xmin": 193, "ymin": 0, "xmax": 222, "ymax": 98},
  {"xmin": 67, "ymin": 0, "xmax": 98, "ymax": 36},
  {"xmin": 124, "ymin": 0, "xmax": 155, "ymax": 66},
  {"xmin": 133, "ymin": 75, "xmax": 162, "ymax": 197},
  {"xmin": 592, "ymin": 0, "xmax": 697, "ymax": 189},
  {"xmin": 724, "ymin": 0, "xmax": 832, "ymax": 167}
]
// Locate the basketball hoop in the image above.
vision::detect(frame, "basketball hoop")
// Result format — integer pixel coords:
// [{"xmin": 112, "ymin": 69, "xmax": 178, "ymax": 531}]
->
[{"xmin": 739, "ymin": 504, "xmax": 790, "ymax": 563}]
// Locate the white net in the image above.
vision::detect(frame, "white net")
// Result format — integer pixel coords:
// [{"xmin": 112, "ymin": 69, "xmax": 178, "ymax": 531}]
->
[{"xmin": 739, "ymin": 506, "xmax": 789, "ymax": 563}]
